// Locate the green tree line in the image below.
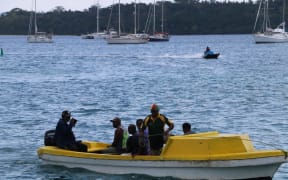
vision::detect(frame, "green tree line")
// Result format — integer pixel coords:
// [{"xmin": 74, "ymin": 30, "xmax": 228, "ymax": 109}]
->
[{"xmin": 0, "ymin": 0, "xmax": 286, "ymax": 35}]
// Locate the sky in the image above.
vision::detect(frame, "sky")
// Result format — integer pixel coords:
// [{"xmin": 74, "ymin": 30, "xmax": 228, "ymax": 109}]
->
[{"xmin": 1, "ymin": 0, "xmax": 156, "ymax": 13}]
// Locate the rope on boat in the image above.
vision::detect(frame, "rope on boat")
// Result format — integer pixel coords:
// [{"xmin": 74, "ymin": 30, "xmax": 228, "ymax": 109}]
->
[{"xmin": 248, "ymin": 138, "xmax": 288, "ymax": 159}]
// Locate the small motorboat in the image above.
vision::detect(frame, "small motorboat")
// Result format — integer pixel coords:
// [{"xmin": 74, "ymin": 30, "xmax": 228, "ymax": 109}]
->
[
  {"xmin": 149, "ymin": 32, "xmax": 170, "ymax": 42},
  {"xmin": 203, "ymin": 53, "xmax": 220, "ymax": 59},
  {"xmin": 37, "ymin": 131, "xmax": 287, "ymax": 179},
  {"xmin": 81, "ymin": 34, "xmax": 95, "ymax": 39}
]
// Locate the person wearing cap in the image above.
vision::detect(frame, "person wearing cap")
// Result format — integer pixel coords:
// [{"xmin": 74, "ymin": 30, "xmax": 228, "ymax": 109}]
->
[
  {"xmin": 101, "ymin": 117, "xmax": 126, "ymax": 154},
  {"xmin": 141, "ymin": 104, "xmax": 174, "ymax": 155},
  {"xmin": 54, "ymin": 110, "xmax": 87, "ymax": 152}
]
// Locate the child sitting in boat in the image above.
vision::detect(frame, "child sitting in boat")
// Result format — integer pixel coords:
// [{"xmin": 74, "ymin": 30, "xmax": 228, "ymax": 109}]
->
[
  {"xmin": 136, "ymin": 119, "xmax": 150, "ymax": 155},
  {"xmin": 126, "ymin": 124, "xmax": 139, "ymax": 156},
  {"xmin": 182, "ymin": 122, "xmax": 195, "ymax": 135}
]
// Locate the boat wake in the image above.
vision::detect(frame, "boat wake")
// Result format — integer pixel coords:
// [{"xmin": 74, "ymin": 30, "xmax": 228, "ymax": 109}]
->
[{"xmin": 155, "ymin": 53, "xmax": 204, "ymax": 59}]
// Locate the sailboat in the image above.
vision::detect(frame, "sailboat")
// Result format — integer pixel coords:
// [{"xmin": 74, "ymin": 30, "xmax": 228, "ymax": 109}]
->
[
  {"xmin": 27, "ymin": 0, "xmax": 53, "ymax": 43},
  {"xmin": 149, "ymin": 0, "xmax": 170, "ymax": 42},
  {"xmin": 105, "ymin": 0, "xmax": 148, "ymax": 44},
  {"xmin": 82, "ymin": 2, "xmax": 107, "ymax": 39},
  {"xmin": 253, "ymin": 0, "xmax": 288, "ymax": 43}
]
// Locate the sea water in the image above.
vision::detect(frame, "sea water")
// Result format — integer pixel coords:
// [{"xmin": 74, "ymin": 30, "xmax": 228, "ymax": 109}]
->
[{"xmin": 0, "ymin": 35, "xmax": 287, "ymax": 179}]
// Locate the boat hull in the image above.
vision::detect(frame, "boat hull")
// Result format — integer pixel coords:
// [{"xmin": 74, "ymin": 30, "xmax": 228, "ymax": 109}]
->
[
  {"xmin": 27, "ymin": 35, "xmax": 53, "ymax": 43},
  {"xmin": 203, "ymin": 53, "xmax": 220, "ymax": 59},
  {"xmin": 81, "ymin": 35, "xmax": 95, "ymax": 39},
  {"xmin": 149, "ymin": 33, "xmax": 170, "ymax": 42},
  {"xmin": 149, "ymin": 37, "xmax": 169, "ymax": 42},
  {"xmin": 253, "ymin": 33, "xmax": 288, "ymax": 43},
  {"xmin": 38, "ymin": 132, "xmax": 287, "ymax": 179},
  {"xmin": 106, "ymin": 36, "xmax": 148, "ymax": 44},
  {"xmin": 38, "ymin": 149, "xmax": 285, "ymax": 180}
]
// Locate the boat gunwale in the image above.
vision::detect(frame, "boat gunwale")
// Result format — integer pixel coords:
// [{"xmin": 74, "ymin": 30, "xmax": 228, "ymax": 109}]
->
[{"xmin": 38, "ymin": 145, "xmax": 287, "ymax": 161}]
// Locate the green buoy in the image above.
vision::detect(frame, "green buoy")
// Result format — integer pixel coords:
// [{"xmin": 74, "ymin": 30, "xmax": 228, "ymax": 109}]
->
[{"xmin": 0, "ymin": 48, "xmax": 3, "ymax": 56}]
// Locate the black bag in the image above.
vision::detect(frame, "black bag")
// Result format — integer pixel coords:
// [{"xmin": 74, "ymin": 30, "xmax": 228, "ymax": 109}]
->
[{"xmin": 44, "ymin": 129, "xmax": 56, "ymax": 146}]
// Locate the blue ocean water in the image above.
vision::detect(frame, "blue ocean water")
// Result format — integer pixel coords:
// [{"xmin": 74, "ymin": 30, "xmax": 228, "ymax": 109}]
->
[{"xmin": 0, "ymin": 35, "xmax": 287, "ymax": 179}]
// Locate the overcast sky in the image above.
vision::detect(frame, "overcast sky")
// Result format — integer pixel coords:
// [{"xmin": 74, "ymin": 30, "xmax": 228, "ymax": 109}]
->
[{"xmin": 1, "ymin": 0, "xmax": 156, "ymax": 13}]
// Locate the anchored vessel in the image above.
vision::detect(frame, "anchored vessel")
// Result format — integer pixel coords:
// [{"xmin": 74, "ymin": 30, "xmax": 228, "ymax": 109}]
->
[
  {"xmin": 253, "ymin": 0, "xmax": 288, "ymax": 43},
  {"xmin": 105, "ymin": 0, "xmax": 148, "ymax": 44},
  {"xmin": 27, "ymin": 0, "xmax": 53, "ymax": 43}
]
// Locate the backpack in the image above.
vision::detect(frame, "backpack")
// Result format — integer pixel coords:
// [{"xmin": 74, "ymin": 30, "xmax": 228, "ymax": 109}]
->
[{"xmin": 44, "ymin": 129, "xmax": 56, "ymax": 146}]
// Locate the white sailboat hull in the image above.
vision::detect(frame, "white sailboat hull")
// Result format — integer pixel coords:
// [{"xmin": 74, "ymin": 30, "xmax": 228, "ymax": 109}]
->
[
  {"xmin": 27, "ymin": 35, "xmax": 53, "ymax": 43},
  {"xmin": 149, "ymin": 33, "xmax": 170, "ymax": 42},
  {"xmin": 106, "ymin": 35, "xmax": 148, "ymax": 44},
  {"xmin": 40, "ymin": 153, "xmax": 285, "ymax": 179},
  {"xmin": 253, "ymin": 33, "xmax": 288, "ymax": 43}
]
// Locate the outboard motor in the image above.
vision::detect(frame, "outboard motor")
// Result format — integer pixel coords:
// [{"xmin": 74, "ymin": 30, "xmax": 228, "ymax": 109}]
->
[{"xmin": 44, "ymin": 129, "xmax": 56, "ymax": 146}]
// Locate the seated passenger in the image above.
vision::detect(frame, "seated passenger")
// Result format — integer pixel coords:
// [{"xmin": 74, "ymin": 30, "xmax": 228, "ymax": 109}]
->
[
  {"xmin": 101, "ymin": 117, "xmax": 124, "ymax": 154},
  {"xmin": 182, "ymin": 122, "xmax": 195, "ymax": 135},
  {"xmin": 126, "ymin": 124, "xmax": 139, "ymax": 156},
  {"xmin": 54, "ymin": 110, "xmax": 87, "ymax": 152}
]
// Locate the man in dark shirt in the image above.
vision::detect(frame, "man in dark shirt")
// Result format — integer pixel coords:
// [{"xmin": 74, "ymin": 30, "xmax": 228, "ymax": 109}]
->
[
  {"xmin": 126, "ymin": 124, "xmax": 139, "ymax": 156},
  {"xmin": 54, "ymin": 110, "xmax": 87, "ymax": 152},
  {"xmin": 141, "ymin": 104, "xmax": 174, "ymax": 155},
  {"xmin": 101, "ymin": 117, "xmax": 124, "ymax": 154}
]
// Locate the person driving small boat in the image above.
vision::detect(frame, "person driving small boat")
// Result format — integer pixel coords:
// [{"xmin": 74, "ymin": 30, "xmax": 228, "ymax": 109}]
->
[
  {"xmin": 204, "ymin": 46, "xmax": 214, "ymax": 56},
  {"xmin": 203, "ymin": 46, "xmax": 220, "ymax": 59}
]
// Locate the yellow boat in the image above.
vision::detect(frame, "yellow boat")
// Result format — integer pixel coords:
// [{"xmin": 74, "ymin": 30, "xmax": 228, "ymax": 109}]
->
[{"xmin": 37, "ymin": 131, "xmax": 287, "ymax": 179}]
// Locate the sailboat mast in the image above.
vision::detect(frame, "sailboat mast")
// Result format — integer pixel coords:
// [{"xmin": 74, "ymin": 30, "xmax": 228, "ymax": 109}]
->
[
  {"xmin": 96, "ymin": 2, "xmax": 99, "ymax": 33},
  {"xmin": 119, "ymin": 0, "xmax": 121, "ymax": 35},
  {"xmin": 264, "ymin": 0, "xmax": 268, "ymax": 32},
  {"xmin": 153, "ymin": 0, "xmax": 156, "ymax": 33},
  {"xmin": 253, "ymin": 0, "xmax": 262, "ymax": 32},
  {"xmin": 134, "ymin": 0, "xmax": 137, "ymax": 34},
  {"xmin": 283, "ymin": 0, "xmax": 286, "ymax": 32},
  {"xmin": 34, "ymin": 0, "xmax": 37, "ymax": 33},
  {"xmin": 161, "ymin": 0, "xmax": 164, "ymax": 32}
]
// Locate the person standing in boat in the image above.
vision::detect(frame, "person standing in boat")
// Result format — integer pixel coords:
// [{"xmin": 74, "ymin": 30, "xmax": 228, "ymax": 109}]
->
[
  {"xmin": 136, "ymin": 119, "xmax": 149, "ymax": 155},
  {"xmin": 54, "ymin": 110, "xmax": 87, "ymax": 152},
  {"xmin": 182, "ymin": 122, "xmax": 195, "ymax": 135},
  {"xmin": 141, "ymin": 104, "xmax": 174, "ymax": 155}
]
